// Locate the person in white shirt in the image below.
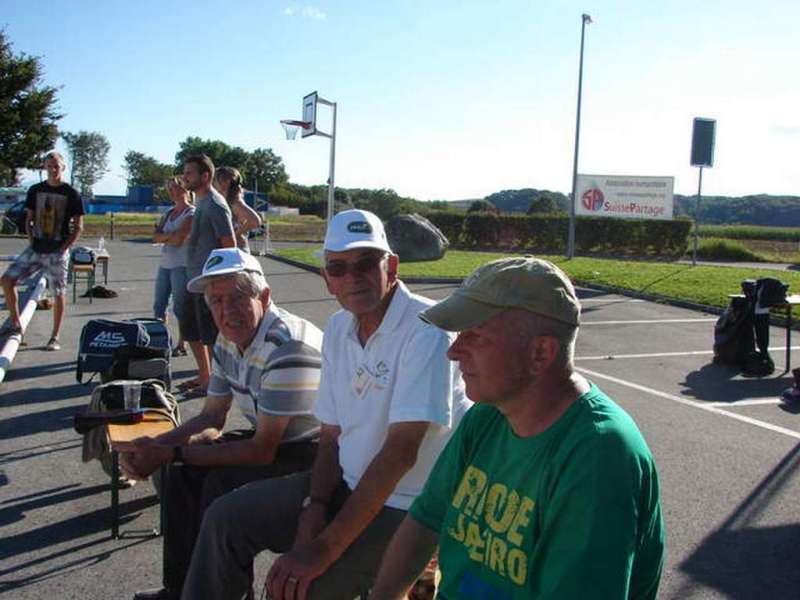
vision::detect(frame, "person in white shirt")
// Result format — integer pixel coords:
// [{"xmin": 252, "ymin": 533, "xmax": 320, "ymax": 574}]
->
[{"xmin": 181, "ymin": 209, "xmax": 470, "ymax": 600}]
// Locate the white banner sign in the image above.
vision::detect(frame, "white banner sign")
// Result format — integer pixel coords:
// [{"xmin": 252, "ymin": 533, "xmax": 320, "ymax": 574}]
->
[{"xmin": 575, "ymin": 174, "xmax": 674, "ymax": 220}]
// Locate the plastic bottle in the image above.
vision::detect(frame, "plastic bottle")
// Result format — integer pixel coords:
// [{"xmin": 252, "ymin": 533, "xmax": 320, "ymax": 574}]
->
[{"xmin": 98, "ymin": 236, "xmax": 105, "ymax": 252}]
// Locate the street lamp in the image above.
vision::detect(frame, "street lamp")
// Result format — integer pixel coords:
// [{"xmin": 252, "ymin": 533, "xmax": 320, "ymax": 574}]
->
[
  {"xmin": 567, "ymin": 13, "xmax": 592, "ymax": 259},
  {"xmin": 281, "ymin": 92, "xmax": 338, "ymax": 223}
]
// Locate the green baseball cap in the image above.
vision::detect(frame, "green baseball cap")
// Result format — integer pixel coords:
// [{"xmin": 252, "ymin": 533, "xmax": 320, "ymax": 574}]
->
[{"xmin": 420, "ymin": 256, "xmax": 580, "ymax": 331}]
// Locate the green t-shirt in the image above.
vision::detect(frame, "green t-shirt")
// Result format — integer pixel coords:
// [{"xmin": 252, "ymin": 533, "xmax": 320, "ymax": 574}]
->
[{"xmin": 410, "ymin": 383, "xmax": 665, "ymax": 600}]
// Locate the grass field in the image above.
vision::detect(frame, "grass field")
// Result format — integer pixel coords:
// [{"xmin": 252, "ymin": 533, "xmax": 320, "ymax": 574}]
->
[{"xmin": 274, "ymin": 246, "xmax": 800, "ymax": 311}]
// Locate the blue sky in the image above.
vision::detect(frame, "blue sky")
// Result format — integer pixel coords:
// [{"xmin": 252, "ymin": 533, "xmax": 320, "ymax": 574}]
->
[{"xmin": 4, "ymin": 0, "xmax": 799, "ymax": 200}]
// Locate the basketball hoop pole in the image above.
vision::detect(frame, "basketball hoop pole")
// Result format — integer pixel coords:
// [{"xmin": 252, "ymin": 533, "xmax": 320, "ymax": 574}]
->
[{"xmin": 281, "ymin": 92, "xmax": 337, "ymax": 224}]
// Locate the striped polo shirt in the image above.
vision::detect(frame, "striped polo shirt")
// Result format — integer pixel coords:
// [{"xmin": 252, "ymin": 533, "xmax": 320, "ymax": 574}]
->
[{"xmin": 207, "ymin": 302, "xmax": 323, "ymax": 443}]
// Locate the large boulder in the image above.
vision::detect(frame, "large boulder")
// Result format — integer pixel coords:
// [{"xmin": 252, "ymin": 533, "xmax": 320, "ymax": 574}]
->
[{"xmin": 386, "ymin": 213, "xmax": 449, "ymax": 262}]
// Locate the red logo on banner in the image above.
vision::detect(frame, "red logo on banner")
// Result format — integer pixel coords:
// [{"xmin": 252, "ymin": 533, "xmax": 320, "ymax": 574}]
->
[{"xmin": 581, "ymin": 188, "xmax": 604, "ymax": 211}]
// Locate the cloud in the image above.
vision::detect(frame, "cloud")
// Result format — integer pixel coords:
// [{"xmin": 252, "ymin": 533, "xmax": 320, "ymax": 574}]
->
[
  {"xmin": 771, "ymin": 125, "xmax": 800, "ymax": 136},
  {"xmin": 284, "ymin": 5, "xmax": 326, "ymax": 19}
]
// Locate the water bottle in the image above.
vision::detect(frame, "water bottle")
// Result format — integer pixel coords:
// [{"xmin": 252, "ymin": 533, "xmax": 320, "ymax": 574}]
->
[{"xmin": 98, "ymin": 236, "xmax": 105, "ymax": 252}]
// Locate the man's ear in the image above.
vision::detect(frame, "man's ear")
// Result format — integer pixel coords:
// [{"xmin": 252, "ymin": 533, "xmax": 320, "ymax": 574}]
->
[
  {"xmin": 529, "ymin": 335, "xmax": 560, "ymax": 373},
  {"xmin": 386, "ymin": 254, "xmax": 399, "ymax": 284},
  {"xmin": 260, "ymin": 286, "xmax": 271, "ymax": 307}
]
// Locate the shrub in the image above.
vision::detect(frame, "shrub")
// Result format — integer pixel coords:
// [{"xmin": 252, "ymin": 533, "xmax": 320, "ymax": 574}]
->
[{"xmin": 696, "ymin": 238, "xmax": 766, "ymax": 261}]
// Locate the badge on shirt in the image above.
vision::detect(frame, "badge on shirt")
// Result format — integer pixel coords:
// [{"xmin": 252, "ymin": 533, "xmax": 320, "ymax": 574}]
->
[{"xmin": 353, "ymin": 364, "xmax": 373, "ymax": 398}]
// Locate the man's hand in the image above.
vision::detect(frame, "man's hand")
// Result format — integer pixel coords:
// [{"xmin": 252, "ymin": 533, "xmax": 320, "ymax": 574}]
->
[
  {"xmin": 113, "ymin": 437, "xmax": 172, "ymax": 480},
  {"xmin": 265, "ymin": 539, "xmax": 337, "ymax": 600}
]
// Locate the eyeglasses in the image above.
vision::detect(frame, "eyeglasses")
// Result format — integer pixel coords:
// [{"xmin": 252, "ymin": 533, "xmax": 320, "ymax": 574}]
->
[{"xmin": 324, "ymin": 254, "xmax": 387, "ymax": 278}]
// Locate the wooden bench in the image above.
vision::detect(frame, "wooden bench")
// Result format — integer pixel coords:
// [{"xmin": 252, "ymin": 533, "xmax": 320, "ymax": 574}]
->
[{"xmin": 107, "ymin": 411, "xmax": 175, "ymax": 538}]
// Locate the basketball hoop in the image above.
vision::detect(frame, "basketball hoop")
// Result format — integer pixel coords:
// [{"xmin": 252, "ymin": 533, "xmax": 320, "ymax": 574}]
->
[{"xmin": 280, "ymin": 120, "xmax": 311, "ymax": 140}]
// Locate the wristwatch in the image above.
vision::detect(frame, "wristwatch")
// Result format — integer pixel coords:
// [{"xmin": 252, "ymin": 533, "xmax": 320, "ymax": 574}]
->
[
  {"xmin": 172, "ymin": 445, "xmax": 185, "ymax": 464},
  {"xmin": 302, "ymin": 495, "xmax": 327, "ymax": 509}
]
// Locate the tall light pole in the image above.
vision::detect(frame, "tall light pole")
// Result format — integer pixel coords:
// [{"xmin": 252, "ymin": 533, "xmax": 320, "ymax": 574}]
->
[{"xmin": 567, "ymin": 13, "xmax": 592, "ymax": 259}]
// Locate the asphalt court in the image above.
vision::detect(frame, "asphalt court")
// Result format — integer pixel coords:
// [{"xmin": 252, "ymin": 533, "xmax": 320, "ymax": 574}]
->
[{"xmin": 1, "ymin": 238, "xmax": 799, "ymax": 599}]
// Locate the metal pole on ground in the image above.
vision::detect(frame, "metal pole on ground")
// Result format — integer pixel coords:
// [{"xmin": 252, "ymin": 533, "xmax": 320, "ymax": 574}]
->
[
  {"xmin": 692, "ymin": 166, "xmax": 703, "ymax": 266},
  {"xmin": 568, "ymin": 13, "xmax": 592, "ymax": 260},
  {"xmin": 0, "ymin": 274, "xmax": 47, "ymax": 383}
]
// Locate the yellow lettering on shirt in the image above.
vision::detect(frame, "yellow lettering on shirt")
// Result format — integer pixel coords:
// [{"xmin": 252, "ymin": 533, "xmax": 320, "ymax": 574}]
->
[
  {"xmin": 507, "ymin": 496, "xmax": 535, "ymax": 546},
  {"xmin": 448, "ymin": 465, "xmax": 535, "ymax": 588},
  {"xmin": 451, "ymin": 465, "xmax": 487, "ymax": 517}
]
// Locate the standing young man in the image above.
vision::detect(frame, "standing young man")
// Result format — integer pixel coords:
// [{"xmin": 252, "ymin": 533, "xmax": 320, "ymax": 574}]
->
[
  {"xmin": 180, "ymin": 154, "xmax": 235, "ymax": 394},
  {"xmin": 1, "ymin": 151, "xmax": 84, "ymax": 350}
]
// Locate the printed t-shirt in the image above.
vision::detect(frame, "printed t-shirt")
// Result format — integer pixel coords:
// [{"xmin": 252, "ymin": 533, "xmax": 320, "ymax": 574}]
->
[
  {"xmin": 25, "ymin": 181, "xmax": 84, "ymax": 254},
  {"xmin": 410, "ymin": 385, "xmax": 665, "ymax": 600},
  {"xmin": 208, "ymin": 303, "xmax": 323, "ymax": 443},
  {"xmin": 313, "ymin": 281, "xmax": 471, "ymax": 510},
  {"xmin": 186, "ymin": 189, "xmax": 234, "ymax": 279}
]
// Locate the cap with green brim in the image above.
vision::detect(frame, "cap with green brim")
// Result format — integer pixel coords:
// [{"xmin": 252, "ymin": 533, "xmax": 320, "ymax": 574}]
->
[{"xmin": 420, "ymin": 256, "xmax": 580, "ymax": 331}]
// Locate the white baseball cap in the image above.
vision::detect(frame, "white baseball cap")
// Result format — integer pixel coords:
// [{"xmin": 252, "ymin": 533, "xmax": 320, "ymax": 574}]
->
[
  {"xmin": 187, "ymin": 248, "xmax": 264, "ymax": 293},
  {"xmin": 323, "ymin": 209, "xmax": 392, "ymax": 253}
]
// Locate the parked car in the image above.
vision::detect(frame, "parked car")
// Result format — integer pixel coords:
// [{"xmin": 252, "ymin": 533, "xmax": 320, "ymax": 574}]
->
[{"xmin": 1, "ymin": 201, "xmax": 27, "ymax": 234}]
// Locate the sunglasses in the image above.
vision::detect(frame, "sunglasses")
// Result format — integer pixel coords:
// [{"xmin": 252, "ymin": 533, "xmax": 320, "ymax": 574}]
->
[{"xmin": 324, "ymin": 254, "xmax": 387, "ymax": 278}]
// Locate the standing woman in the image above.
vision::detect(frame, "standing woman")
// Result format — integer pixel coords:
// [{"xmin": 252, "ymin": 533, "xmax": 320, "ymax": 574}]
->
[
  {"xmin": 153, "ymin": 177, "xmax": 195, "ymax": 354},
  {"xmin": 213, "ymin": 166, "xmax": 262, "ymax": 253}
]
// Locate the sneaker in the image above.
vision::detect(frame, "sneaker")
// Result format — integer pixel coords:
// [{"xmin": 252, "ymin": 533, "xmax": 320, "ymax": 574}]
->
[{"xmin": 44, "ymin": 337, "xmax": 61, "ymax": 351}]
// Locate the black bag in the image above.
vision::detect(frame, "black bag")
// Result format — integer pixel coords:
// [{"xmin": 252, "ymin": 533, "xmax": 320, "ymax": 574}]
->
[
  {"xmin": 104, "ymin": 345, "xmax": 171, "ymax": 389},
  {"xmin": 713, "ymin": 296, "xmax": 754, "ymax": 367},
  {"xmin": 756, "ymin": 277, "xmax": 789, "ymax": 308},
  {"xmin": 128, "ymin": 317, "xmax": 171, "ymax": 352},
  {"xmin": 76, "ymin": 319, "xmax": 150, "ymax": 383}
]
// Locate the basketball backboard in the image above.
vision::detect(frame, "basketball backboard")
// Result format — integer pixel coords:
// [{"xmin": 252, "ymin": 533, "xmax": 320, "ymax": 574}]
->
[{"xmin": 302, "ymin": 92, "xmax": 318, "ymax": 138}]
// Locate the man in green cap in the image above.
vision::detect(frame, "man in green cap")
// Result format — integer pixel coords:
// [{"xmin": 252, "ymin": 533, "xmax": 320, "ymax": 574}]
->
[{"xmin": 372, "ymin": 256, "xmax": 665, "ymax": 600}]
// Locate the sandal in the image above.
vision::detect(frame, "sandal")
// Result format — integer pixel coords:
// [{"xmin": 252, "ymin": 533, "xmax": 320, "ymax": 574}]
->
[
  {"xmin": 177, "ymin": 379, "xmax": 201, "ymax": 392},
  {"xmin": 44, "ymin": 337, "xmax": 61, "ymax": 351},
  {"xmin": 180, "ymin": 387, "xmax": 207, "ymax": 400},
  {"xmin": 172, "ymin": 345, "xmax": 188, "ymax": 357}
]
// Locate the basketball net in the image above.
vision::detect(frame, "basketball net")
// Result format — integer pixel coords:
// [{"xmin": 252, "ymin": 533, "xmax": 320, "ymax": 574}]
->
[{"xmin": 280, "ymin": 120, "xmax": 310, "ymax": 140}]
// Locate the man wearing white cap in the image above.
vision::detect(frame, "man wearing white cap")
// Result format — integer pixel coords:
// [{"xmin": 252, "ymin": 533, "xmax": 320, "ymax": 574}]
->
[
  {"xmin": 372, "ymin": 257, "xmax": 665, "ymax": 599},
  {"xmin": 115, "ymin": 248, "xmax": 323, "ymax": 600},
  {"xmin": 181, "ymin": 209, "xmax": 470, "ymax": 600}
]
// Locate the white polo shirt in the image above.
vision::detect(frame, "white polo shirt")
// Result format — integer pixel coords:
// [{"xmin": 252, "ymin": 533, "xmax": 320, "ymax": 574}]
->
[{"xmin": 314, "ymin": 281, "xmax": 471, "ymax": 510}]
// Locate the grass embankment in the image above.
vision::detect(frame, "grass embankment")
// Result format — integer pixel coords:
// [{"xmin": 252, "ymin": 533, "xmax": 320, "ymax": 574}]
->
[{"xmin": 274, "ymin": 247, "xmax": 800, "ymax": 311}]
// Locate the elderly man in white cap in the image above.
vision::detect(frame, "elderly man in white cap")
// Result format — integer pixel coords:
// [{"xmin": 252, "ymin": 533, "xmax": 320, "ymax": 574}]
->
[
  {"xmin": 115, "ymin": 248, "xmax": 323, "ymax": 600},
  {"xmin": 371, "ymin": 256, "xmax": 665, "ymax": 600},
  {"xmin": 181, "ymin": 209, "xmax": 470, "ymax": 600}
]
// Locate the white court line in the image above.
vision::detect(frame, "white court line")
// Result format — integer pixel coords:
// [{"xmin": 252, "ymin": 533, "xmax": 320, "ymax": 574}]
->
[
  {"xmin": 706, "ymin": 398, "xmax": 782, "ymax": 407},
  {"xmin": 576, "ymin": 346, "xmax": 800, "ymax": 361},
  {"xmin": 582, "ymin": 318, "xmax": 717, "ymax": 326},
  {"xmin": 580, "ymin": 298, "xmax": 644, "ymax": 303},
  {"xmin": 578, "ymin": 350, "xmax": 713, "ymax": 361},
  {"xmin": 577, "ymin": 366, "xmax": 800, "ymax": 440}
]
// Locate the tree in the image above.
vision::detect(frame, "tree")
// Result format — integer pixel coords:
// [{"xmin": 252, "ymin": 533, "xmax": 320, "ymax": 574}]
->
[
  {"xmin": 468, "ymin": 199, "xmax": 498, "ymax": 213},
  {"xmin": 0, "ymin": 30, "xmax": 62, "ymax": 185},
  {"xmin": 246, "ymin": 147, "xmax": 288, "ymax": 193},
  {"xmin": 61, "ymin": 130, "xmax": 110, "ymax": 196},
  {"xmin": 174, "ymin": 137, "xmax": 248, "ymax": 172},
  {"xmin": 527, "ymin": 193, "xmax": 559, "ymax": 214},
  {"xmin": 123, "ymin": 150, "xmax": 176, "ymax": 203}
]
